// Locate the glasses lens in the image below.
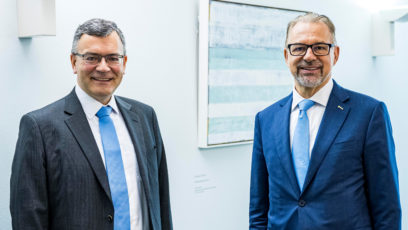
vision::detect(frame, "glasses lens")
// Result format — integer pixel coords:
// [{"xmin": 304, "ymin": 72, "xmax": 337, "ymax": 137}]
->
[
  {"xmin": 106, "ymin": 55, "xmax": 122, "ymax": 65},
  {"xmin": 80, "ymin": 54, "xmax": 123, "ymax": 65},
  {"xmin": 312, "ymin": 44, "xmax": 330, "ymax": 55},
  {"xmin": 83, "ymin": 54, "xmax": 100, "ymax": 65},
  {"xmin": 290, "ymin": 44, "xmax": 307, "ymax": 56}
]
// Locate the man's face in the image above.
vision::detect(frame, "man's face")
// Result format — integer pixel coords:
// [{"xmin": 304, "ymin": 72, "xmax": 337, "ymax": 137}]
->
[
  {"xmin": 284, "ymin": 22, "xmax": 339, "ymax": 93},
  {"xmin": 70, "ymin": 32, "xmax": 127, "ymax": 105}
]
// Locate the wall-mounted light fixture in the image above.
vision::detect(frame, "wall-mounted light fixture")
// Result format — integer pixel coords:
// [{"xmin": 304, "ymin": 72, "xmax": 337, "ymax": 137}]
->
[
  {"xmin": 17, "ymin": 0, "xmax": 56, "ymax": 38},
  {"xmin": 372, "ymin": 7, "xmax": 408, "ymax": 56}
]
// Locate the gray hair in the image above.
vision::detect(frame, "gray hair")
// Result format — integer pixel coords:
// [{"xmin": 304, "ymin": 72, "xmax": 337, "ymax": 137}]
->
[
  {"xmin": 71, "ymin": 18, "xmax": 126, "ymax": 55},
  {"xmin": 285, "ymin": 12, "xmax": 336, "ymax": 46}
]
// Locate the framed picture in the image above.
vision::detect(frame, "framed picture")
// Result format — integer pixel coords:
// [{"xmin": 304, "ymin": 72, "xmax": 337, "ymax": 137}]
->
[{"xmin": 198, "ymin": 0, "xmax": 306, "ymax": 148}]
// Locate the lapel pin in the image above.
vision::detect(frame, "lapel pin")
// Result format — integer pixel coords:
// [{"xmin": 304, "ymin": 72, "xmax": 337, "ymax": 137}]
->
[{"xmin": 337, "ymin": 105, "xmax": 344, "ymax": 110}]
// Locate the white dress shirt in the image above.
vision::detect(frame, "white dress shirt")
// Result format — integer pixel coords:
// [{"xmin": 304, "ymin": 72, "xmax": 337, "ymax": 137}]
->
[
  {"xmin": 75, "ymin": 85, "xmax": 149, "ymax": 230},
  {"xmin": 290, "ymin": 78, "xmax": 334, "ymax": 156}
]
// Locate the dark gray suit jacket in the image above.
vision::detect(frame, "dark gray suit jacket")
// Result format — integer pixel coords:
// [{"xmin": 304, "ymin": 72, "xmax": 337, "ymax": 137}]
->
[{"xmin": 10, "ymin": 89, "xmax": 172, "ymax": 230}]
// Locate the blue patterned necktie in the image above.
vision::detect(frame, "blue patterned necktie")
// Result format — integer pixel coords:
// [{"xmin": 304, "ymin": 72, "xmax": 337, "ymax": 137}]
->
[
  {"xmin": 96, "ymin": 106, "xmax": 130, "ymax": 230},
  {"xmin": 292, "ymin": 99, "xmax": 315, "ymax": 191}
]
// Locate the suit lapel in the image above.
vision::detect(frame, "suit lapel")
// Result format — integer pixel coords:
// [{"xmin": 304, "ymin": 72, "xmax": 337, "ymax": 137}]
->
[
  {"xmin": 63, "ymin": 89, "xmax": 112, "ymax": 200},
  {"xmin": 115, "ymin": 97, "xmax": 152, "ymax": 203},
  {"xmin": 274, "ymin": 94, "xmax": 301, "ymax": 195},
  {"xmin": 302, "ymin": 82, "xmax": 350, "ymax": 193}
]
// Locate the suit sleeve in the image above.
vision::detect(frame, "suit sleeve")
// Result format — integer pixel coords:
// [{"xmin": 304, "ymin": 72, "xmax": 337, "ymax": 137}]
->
[
  {"xmin": 151, "ymin": 109, "xmax": 173, "ymax": 230},
  {"xmin": 249, "ymin": 113, "xmax": 269, "ymax": 229},
  {"xmin": 363, "ymin": 102, "xmax": 401, "ymax": 230},
  {"xmin": 10, "ymin": 114, "xmax": 49, "ymax": 230}
]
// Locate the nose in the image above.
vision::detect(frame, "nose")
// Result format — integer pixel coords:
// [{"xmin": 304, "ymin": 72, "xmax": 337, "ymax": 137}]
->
[
  {"xmin": 303, "ymin": 47, "xmax": 317, "ymax": 61},
  {"xmin": 95, "ymin": 57, "xmax": 110, "ymax": 72}
]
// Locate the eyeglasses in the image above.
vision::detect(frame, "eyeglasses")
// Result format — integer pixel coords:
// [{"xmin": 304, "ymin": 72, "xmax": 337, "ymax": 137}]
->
[
  {"xmin": 73, "ymin": 53, "xmax": 125, "ymax": 66},
  {"xmin": 287, "ymin": 43, "xmax": 334, "ymax": 56}
]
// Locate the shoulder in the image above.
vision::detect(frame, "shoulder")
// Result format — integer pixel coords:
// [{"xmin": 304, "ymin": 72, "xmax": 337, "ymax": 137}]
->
[
  {"xmin": 24, "ymin": 97, "xmax": 67, "ymax": 123},
  {"xmin": 22, "ymin": 88, "xmax": 81, "ymax": 126},
  {"xmin": 115, "ymin": 96, "xmax": 160, "ymax": 125},
  {"xmin": 16, "ymin": 94, "xmax": 72, "ymax": 138},
  {"xmin": 115, "ymin": 95, "xmax": 155, "ymax": 114},
  {"xmin": 333, "ymin": 82, "xmax": 384, "ymax": 110},
  {"xmin": 115, "ymin": 96, "xmax": 162, "ymax": 136}
]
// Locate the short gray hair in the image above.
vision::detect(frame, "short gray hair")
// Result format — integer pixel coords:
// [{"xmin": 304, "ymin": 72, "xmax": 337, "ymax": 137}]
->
[
  {"xmin": 285, "ymin": 12, "xmax": 336, "ymax": 46},
  {"xmin": 71, "ymin": 18, "xmax": 126, "ymax": 55}
]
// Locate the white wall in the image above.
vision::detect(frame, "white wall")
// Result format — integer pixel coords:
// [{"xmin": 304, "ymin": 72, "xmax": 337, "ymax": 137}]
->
[
  {"xmin": 0, "ymin": 0, "xmax": 406, "ymax": 229},
  {"xmin": 371, "ymin": 20, "xmax": 408, "ymax": 228}
]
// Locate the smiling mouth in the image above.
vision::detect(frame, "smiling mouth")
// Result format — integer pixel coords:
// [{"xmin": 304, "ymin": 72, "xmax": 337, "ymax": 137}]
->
[
  {"xmin": 91, "ymin": 77, "xmax": 113, "ymax": 81},
  {"xmin": 299, "ymin": 66, "xmax": 321, "ymax": 70}
]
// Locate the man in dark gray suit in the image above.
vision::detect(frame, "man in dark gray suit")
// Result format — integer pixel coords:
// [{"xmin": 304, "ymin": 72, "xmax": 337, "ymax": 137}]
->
[{"xmin": 10, "ymin": 18, "xmax": 172, "ymax": 230}]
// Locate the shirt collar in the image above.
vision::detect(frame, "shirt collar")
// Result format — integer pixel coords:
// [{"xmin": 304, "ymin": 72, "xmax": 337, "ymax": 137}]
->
[
  {"xmin": 291, "ymin": 77, "xmax": 334, "ymax": 111},
  {"xmin": 75, "ymin": 83, "xmax": 120, "ymax": 119}
]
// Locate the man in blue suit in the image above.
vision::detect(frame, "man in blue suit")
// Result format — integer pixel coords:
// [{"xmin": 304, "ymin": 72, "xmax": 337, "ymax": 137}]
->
[{"xmin": 249, "ymin": 13, "xmax": 401, "ymax": 229}]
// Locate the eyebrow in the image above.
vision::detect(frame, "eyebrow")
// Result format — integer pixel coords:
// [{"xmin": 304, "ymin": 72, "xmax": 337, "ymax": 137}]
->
[
  {"xmin": 83, "ymin": 52, "xmax": 122, "ymax": 56},
  {"xmin": 288, "ymin": 42, "xmax": 331, "ymax": 45}
]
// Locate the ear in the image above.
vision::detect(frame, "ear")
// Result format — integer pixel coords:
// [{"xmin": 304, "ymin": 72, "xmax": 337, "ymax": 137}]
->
[
  {"xmin": 332, "ymin": 46, "xmax": 340, "ymax": 66},
  {"xmin": 70, "ymin": 53, "xmax": 78, "ymax": 74},
  {"xmin": 122, "ymin": 55, "xmax": 128, "ymax": 74},
  {"xmin": 284, "ymin": 48, "xmax": 289, "ymax": 66}
]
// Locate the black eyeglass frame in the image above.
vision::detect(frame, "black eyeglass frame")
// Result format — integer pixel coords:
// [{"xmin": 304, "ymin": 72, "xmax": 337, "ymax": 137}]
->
[
  {"xmin": 72, "ymin": 52, "xmax": 125, "ymax": 65},
  {"xmin": 287, "ymin": 43, "xmax": 335, "ymax": 56}
]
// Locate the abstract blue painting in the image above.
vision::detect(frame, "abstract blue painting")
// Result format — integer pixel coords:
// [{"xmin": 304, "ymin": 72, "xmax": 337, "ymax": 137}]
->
[{"xmin": 200, "ymin": 0, "xmax": 305, "ymax": 146}]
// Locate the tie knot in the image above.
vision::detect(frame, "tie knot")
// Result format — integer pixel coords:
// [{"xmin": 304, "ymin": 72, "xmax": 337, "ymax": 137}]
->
[
  {"xmin": 96, "ymin": 106, "xmax": 112, "ymax": 118},
  {"xmin": 298, "ymin": 99, "xmax": 315, "ymax": 112}
]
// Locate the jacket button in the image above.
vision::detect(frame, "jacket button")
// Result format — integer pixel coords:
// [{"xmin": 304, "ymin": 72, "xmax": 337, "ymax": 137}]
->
[
  {"xmin": 298, "ymin": 200, "xmax": 306, "ymax": 207},
  {"xmin": 107, "ymin": 215, "xmax": 113, "ymax": 222}
]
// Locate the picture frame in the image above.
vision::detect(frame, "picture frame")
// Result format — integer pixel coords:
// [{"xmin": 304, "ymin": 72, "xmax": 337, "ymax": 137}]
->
[{"xmin": 198, "ymin": 0, "xmax": 306, "ymax": 148}]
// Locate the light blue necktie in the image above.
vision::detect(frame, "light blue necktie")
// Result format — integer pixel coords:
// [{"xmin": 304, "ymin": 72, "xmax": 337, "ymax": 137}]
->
[
  {"xmin": 96, "ymin": 106, "xmax": 130, "ymax": 230},
  {"xmin": 292, "ymin": 99, "xmax": 315, "ymax": 191}
]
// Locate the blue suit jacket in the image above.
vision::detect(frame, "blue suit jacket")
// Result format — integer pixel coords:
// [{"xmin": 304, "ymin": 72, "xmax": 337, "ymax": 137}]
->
[{"xmin": 249, "ymin": 81, "xmax": 401, "ymax": 230}]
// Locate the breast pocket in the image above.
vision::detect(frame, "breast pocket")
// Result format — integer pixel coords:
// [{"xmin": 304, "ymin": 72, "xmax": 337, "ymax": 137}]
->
[
  {"xmin": 331, "ymin": 139, "xmax": 360, "ymax": 152},
  {"xmin": 325, "ymin": 139, "xmax": 364, "ymax": 179}
]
